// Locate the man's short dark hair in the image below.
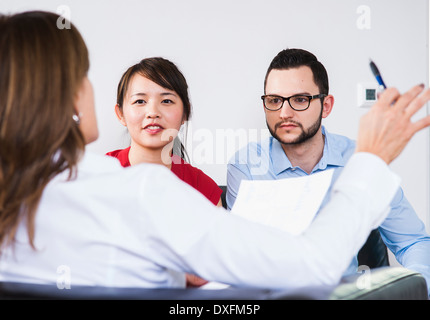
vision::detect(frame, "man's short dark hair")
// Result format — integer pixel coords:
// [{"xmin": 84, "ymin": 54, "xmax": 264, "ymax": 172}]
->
[{"xmin": 264, "ymin": 48, "xmax": 329, "ymax": 95}]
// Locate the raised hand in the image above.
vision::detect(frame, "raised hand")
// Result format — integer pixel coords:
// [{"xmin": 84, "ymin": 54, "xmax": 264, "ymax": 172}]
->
[{"xmin": 356, "ymin": 84, "xmax": 430, "ymax": 164}]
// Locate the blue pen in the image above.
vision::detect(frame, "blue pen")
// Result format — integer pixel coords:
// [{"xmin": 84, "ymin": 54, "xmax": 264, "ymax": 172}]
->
[{"xmin": 369, "ymin": 59, "xmax": 387, "ymax": 90}]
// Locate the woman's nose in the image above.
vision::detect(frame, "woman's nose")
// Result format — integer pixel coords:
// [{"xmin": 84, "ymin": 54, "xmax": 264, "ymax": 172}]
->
[{"xmin": 145, "ymin": 102, "xmax": 161, "ymax": 118}]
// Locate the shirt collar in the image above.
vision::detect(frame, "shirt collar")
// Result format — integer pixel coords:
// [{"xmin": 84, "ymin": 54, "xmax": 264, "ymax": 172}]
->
[
  {"xmin": 270, "ymin": 126, "xmax": 347, "ymax": 175},
  {"xmin": 317, "ymin": 126, "xmax": 347, "ymax": 170},
  {"xmin": 271, "ymin": 138, "xmax": 293, "ymax": 175}
]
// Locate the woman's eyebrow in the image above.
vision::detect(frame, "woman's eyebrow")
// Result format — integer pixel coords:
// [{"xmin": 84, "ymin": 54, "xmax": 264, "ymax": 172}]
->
[
  {"xmin": 130, "ymin": 92, "xmax": 177, "ymax": 97},
  {"xmin": 160, "ymin": 92, "xmax": 177, "ymax": 97},
  {"xmin": 130, "ymin": 92, "xmax": 147, "ymax": 97}
]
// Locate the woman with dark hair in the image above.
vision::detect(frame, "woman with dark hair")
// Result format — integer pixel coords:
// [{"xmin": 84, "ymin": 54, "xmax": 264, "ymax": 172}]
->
[
  {"xmin": 107, "ymin": 58, "xmax": 222, "ymax": 209},
  {"xmin": 0, "ymin": 10, "xmax": 428, "ymax": 290},
  {"xmin": 107, "ymin": 58, "xmax": 222, "ymax": 286}
]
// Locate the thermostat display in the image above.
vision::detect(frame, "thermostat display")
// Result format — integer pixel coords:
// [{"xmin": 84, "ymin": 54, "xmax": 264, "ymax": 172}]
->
[
  {"xmin": 357, "ymin": 83, "xmax": 378, "ymax": 108},
  {"xmin": 366, "ymin": 88, "xmax": 376, "ymax": 101}
]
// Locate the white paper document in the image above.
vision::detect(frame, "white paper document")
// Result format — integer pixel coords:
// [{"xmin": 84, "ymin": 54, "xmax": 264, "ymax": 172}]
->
[{"xmin": 231, "ymin": 169, "xmax": 335, "ymax": 235}]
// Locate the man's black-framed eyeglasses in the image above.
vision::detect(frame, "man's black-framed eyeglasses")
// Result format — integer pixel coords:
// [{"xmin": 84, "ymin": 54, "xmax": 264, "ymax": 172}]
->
[{"xmin": 261, "ymin": 94, "xmax": 327, "ymax": 111}]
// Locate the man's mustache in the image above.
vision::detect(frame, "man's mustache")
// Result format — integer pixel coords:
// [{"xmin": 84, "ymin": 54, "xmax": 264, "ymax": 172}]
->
[{"xmin": 274, "ymin": 120, "xmax": 303, "ymax": 130}]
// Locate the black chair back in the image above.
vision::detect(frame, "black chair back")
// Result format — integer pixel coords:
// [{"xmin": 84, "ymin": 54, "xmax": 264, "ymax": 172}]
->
[
  {"xmin": 358, "ymin": 229, "xmax": 389, "ymax": 268},
  {"xmin": 219, "ymin": 185, "xmax": 227, "ymax": 209}
]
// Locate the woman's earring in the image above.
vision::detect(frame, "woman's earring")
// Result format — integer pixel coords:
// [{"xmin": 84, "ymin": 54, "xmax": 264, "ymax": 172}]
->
[{"xmin": 72, "ymin": 113, "xmax": 82, "ymax": 125}]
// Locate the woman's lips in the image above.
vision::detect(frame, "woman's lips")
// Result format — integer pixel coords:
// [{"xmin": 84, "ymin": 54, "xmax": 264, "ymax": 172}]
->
[{"xmin": 143, "ymin": 124, "xmax": 164, "ymax": 134}]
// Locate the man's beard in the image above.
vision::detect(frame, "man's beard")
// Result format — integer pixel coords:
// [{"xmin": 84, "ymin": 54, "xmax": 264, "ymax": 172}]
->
[{"xmin": 267, "ymin": 109, "xmax": 323, "ymax": 145}]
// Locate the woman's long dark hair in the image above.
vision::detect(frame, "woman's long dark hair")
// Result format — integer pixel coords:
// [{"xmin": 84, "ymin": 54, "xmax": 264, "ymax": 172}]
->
[{"xmin": 0, "ymin": 11, "xmax": 88, "ymax": 252}]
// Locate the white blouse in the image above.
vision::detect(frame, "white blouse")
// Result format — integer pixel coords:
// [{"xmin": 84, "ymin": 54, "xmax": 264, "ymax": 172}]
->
[{"xmin": 0, "ymin": 151, "xmax": 399, "ymax": 289}]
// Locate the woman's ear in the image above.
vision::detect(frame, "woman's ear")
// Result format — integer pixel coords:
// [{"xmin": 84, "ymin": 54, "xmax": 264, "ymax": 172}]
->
[
  {"xmin": 114, "ymin": 104, "xmax": 127, "ymax": 126},
  {"xmin": 74, "ymin": 77, "xmax": 99, "ymax": 144}
]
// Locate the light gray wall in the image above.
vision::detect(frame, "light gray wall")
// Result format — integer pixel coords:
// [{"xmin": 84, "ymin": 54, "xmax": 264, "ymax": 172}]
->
[{"xmin": 1, "ymin": 0, "xmax": 429, "ymax": 238}]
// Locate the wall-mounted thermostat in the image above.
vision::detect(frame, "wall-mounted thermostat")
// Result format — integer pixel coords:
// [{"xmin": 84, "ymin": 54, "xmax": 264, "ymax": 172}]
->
[{"xmin": 357, "ymin": 83, "xmax": 379, "ymax": 108}]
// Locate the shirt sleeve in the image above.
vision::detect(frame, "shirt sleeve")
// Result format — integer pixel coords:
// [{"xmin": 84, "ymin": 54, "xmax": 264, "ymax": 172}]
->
[
  {"xmin": 378, "ymin": 188, "xmax": 430, "ymax": 295},
  {"xmin": 139, "ymin": 152, "xmax": 401, "ymax": 289}
]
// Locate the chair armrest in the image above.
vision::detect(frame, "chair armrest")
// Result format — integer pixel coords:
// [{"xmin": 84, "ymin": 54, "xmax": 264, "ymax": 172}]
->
[{"xmin": 330, "ymin": 267, "xmax": 428, "ymax": 300}]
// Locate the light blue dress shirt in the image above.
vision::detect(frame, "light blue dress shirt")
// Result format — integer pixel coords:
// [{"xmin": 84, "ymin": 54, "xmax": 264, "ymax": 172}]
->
[{"xmin": 227, "ymin": 126, "xmax": 430, "ymax": 294}]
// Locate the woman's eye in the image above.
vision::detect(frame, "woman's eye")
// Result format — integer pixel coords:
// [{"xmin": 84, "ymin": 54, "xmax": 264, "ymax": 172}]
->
[
  {"xmin": 162, "ymin": 99, "xmax": 174, "ymax": 104},
  {"xmin": 133, "ymin": 99, "xmax": 146, "ymax": 105}
]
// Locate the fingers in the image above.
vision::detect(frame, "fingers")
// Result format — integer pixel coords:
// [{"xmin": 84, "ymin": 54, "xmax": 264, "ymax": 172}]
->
[
  {"xmin": 376, "ymin": 84, "xmax": 429, "ymax": 122},
  {"xmin": 396, "ymin": 85, "xmax": 430, "ymax": 148},
  {"xmin": 410, "ymin": 114, "xmax": 430, "ymax": 137},
  {"xmin": 359, "ymin": 84, "xmax": 430, "ymax": 165},
  {"xmin": 392, "ymin": 83, "xmax": 425, "ymax": 113},
  {"xmin": 377, "ymin": 87, "xmax": 400, "ymax": 107},
  {"xmin": 403, "ymin": 87, "xmax": 430, "ymax": 119}
]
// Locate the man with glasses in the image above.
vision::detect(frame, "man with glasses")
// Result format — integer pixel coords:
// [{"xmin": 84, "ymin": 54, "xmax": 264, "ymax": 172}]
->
[{"xmin": 226, "ymin": 48, "xmax": 430, "ymax": 294}]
